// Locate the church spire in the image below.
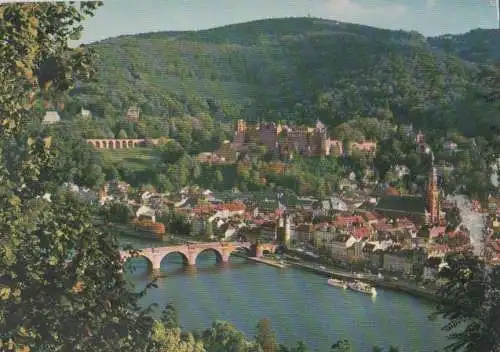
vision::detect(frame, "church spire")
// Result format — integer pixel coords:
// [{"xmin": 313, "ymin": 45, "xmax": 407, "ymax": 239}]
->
[{"xmin": 427, "ymin": 155, "xmax": 440, "ymax": 225}]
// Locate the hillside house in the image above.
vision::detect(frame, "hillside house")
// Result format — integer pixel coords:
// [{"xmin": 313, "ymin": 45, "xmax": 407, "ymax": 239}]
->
[
  {"xmin": 392, "ymin": 165, "xmax": 410, "ymax": 178},
  {"xmin": 312, "ymin": 197, "xmax": 348, "ymax": 217},
  {"xmin": 209, "ymin": 201, "xmax": 246, "ymax": 220},
  {"xmin": 81, "ymin": 108, "xmax": 92, "ymax": 119},
  {"xmin": 443, "ymin": 141, "xmax": 458, "ymax": 152},
  {"xmin": 136, "ymin": 205, "xmax": 156, "ymax": 223},
  {"xmin": 126, "ymin": 106, "xmax": 140, "ymax": 122},
  {"xmin": 42, "ymin": 111, "xmax": 61, "ymax": 125}
]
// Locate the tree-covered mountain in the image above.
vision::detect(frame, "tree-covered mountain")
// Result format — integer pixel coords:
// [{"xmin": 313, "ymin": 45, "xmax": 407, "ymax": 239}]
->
[
  {"xmin": 428, "ymin": 29, "xmax": 500, "ymax": 65},
  {"xmin": 66, "ymin": 17, "xmax": 498, "ymax": 136}
]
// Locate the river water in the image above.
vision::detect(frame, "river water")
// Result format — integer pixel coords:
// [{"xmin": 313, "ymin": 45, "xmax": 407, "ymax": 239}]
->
[{"xmin": 120, "ymin": 237, "xmax": 449, "ymax": 352}]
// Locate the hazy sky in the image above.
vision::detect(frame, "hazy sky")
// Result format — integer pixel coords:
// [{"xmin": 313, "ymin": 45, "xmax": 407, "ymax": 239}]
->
[{"xmin": 77, "ymin": 0, "xmax": 498, "ymax": 44}]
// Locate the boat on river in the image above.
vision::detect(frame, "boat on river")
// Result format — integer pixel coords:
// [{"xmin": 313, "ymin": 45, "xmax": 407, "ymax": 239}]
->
[
  {"xmin": 327, "ymin": 278, "xmax": 348, "ymax": 289},
  {"xmin": 347, "ymin": 280, "xmax": 377, "ymax": 296}
]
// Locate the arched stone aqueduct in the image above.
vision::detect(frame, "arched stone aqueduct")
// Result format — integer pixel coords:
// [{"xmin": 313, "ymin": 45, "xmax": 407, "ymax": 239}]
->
[
  {"xmin": 86, "ymin": 138, "xmax": 146, "ymax": 149},
  {"xmin": 120, "ymin": 242, "xmax": 277, "ymax": 271}
]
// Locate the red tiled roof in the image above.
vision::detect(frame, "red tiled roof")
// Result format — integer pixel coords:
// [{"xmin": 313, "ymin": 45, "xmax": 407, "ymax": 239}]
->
[
  {"xmin": 252, "ymin": 219, "xmax": 265, "ymax": 226},
  {"xmin": 214, "ymin": 202, "xmax": 246, "ymax": 212},
  {"xmin": 352, "ymin": 227, "xmax": 371, "ymax": 239},
  {"xmin": 192, "ymin": 206, "xmax": 215, "ymax": 215},
  {"xmin": 334, "ymin": 215, "xmax": 364, "ymax": 227},
  {"xmin": 430, "ymin": 226, "xmax": 446, "ymax": 238},
  {"xmin": 375, "ymin": 222, "xmax": 392, "ymax": 232}
]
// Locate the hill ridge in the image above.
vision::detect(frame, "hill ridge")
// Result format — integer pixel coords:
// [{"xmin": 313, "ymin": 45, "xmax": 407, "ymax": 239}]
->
[{"xmin": 64, "ymin": 17, "xmax": 498, "ymax": 139}]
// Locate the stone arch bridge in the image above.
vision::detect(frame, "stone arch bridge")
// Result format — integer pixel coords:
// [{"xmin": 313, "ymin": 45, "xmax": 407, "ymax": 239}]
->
[
  {"xmin": 120, "ymin": 242, "xmax": 277, "ymax": 270},
  {"xmin": 87, "ymin": 138, "xmax": 146, "ymax": 149}
]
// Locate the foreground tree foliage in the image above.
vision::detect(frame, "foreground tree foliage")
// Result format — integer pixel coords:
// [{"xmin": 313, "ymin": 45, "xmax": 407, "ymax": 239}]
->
[
  {"xmin": 0, "ymin": 192, "xmax": 157, "ymax": 351},
  {"xmin": 0, "ymin": 2, "xmax": 157, "ymax": 351},
  {"xmin": 432, "ymin": 253, "xmax": 500, "ymax": 352}
]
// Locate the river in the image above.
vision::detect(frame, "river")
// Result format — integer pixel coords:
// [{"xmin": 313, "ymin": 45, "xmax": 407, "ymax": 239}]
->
[{"xmin": 120, "ymin": 236, "xmax": 449, "ymax": 352}]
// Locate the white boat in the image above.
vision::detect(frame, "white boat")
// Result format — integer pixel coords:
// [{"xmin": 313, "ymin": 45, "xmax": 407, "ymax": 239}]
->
[
  {"xmin": 327, "ymin": 278, "xmax": 348, "ymax": 289},
  {"xmin": 347, "ymin": 281, "xmax": 377, "ymax": 296}
]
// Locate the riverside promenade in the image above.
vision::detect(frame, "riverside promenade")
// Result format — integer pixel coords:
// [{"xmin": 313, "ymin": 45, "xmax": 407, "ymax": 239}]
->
[
  {"xmin": 289, "ymin": 259, "xmax": 441, "ymax": 302},
  {"xmin": 231, "ymin": 252, "xmax": 287, "ymax": 268}
]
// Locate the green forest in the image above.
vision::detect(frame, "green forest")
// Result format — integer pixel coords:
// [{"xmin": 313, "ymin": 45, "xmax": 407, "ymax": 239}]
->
[
  {"xmin": 42, "ymin": 17, "xmax": 500, "ymax": 200},
  {"xmin": 65, "ymin": 18, "xmax": 500, "ymax": 135}
]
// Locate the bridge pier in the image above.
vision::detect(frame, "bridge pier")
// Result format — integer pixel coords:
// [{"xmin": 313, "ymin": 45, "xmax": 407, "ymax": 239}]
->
[
  {"xmin": 187, "ymin": 252, "xmax": 197, "ymax": 266},
  {"xmin": 151, "ymin": 257, "xmax": 163, "ymax": 271}
]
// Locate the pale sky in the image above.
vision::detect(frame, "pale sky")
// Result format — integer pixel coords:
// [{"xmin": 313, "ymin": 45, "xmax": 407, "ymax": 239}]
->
[{"xmin": 77, "ymin": 0, "xmax": 498, "ymax": 44}]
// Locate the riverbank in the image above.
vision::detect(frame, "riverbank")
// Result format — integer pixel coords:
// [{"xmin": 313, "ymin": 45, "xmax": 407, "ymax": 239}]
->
[
  {"xmin": 289, "ymin": 260, "xmax": 441, "ymax": 303},
  {"xmin": 231, "ymin": 252, "xmax": 287, "ymax": 269},
  {"xmin": 118, "ymin": 233, "xmax": 441, "ymax": 302},
  {"xmin": 247, "ymin": 256, "xmax": 287, "ymax": 268}
]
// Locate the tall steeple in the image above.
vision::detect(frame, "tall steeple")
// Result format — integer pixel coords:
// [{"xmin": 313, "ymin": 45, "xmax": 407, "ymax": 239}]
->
[{"xmin": 427, "ymin": 155, "xmax": 440, "ymax": 225}]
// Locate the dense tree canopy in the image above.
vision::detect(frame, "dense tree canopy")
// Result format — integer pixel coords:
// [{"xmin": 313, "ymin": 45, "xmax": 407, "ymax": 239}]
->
[{"xmin": 0, "ymin": 3, "xmax": 158, "ymax": 351}]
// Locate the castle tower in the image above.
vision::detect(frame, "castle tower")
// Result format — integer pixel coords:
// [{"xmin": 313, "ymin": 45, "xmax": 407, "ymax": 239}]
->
[
  {"xmin": 319, "ymin": 130, "xmax": 330, "ymax": 156},
  {"xmin": 233, "ymin": 119, "xmax": 247, "ymax": 148},
  {"xmin": 236, "ymin": 119, "xmax": 246, "ymax": 133},
  {"xmin": 426, "ymin": 166, "xmax": 440, "ymax": 225}
]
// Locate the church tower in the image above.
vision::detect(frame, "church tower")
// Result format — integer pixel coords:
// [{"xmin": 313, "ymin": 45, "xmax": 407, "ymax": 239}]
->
[{"xmin": 426, "ymin": 166, "xmax": 440, "ymax": 225}]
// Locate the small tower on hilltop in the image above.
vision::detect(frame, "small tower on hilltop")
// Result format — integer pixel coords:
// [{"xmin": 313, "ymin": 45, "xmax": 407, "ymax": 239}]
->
[
  {"xmin": 125, "ymin": 106, "xmax": 140, "ymax": 122},
  {"xmin": 233, "ymin": 119, "xmax": 247, "ymax": 148},
  {"xmin": 236, "ymin": 119, "xmax": 247, "ymax": 133}
]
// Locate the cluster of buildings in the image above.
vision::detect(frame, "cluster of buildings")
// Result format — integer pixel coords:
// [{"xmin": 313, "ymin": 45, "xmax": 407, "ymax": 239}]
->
[
  {"xmin": 56, "ymin": 120, "xmax": 500, "ymax": 276},
  {"xmin": 85, "ymin": 163, "xmax": 487, "ymax": 279}
]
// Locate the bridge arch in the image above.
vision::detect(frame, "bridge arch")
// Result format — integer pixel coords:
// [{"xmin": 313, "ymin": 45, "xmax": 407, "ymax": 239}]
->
[
  {"xmin": 122, "ymin": 254, "xmax": 153, "ymax": 274},
  {"xmin": 160, "ymin": 251, "xmax": 190, "ymax": 266},
  {"xmin": 195, "ymin": 247, "xmax": 224, "ymax": 264}
]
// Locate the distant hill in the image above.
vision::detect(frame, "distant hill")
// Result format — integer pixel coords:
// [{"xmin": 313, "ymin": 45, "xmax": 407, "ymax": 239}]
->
[
  {"xmin": 428, "ymin": 29, "xmax": 500, "ymax": 65},
  {"xmin": 66, "ymin": 17, "xmax": 500, "ymax": 134}
]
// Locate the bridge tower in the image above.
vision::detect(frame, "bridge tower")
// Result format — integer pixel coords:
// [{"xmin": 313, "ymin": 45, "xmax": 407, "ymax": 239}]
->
[
  {"xmin": 276, "ymin": 212, "xmax": 291, "ymax": 246},
  {"xmin": 283, "ymin": 213, "xmax": 291, "ymax": 246},
  {"xmin": 255, "ymin": 243, "xmax": 264, "ymax": 258}
]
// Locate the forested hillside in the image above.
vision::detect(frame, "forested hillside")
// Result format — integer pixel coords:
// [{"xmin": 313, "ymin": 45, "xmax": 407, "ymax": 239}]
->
[
  {"xmin": 428, "ymin": 28, "xmax": 500, "ymax": 65},
  {"xmin": 64, "ymin": 17, "xmax": 500, "ymax": 136}
]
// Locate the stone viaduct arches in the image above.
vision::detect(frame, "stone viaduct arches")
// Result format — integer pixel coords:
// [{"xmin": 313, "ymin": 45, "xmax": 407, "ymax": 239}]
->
[
  {"xmin": 120, "ymin": 242, "xmax": 276, "ymax": 271},
  {"xmin": 86, "ymin": 139, "xmax": 145, "ymax": 149}
]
